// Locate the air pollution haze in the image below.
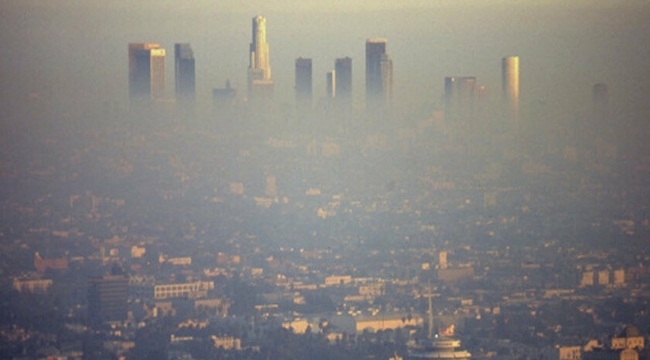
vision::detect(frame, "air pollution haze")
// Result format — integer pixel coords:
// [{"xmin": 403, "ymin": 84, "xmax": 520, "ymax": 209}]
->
[
  {"xmin": 1, "ymin": 0, "xmax": 649, "ymax": 132},
  {"xmin": 2, "ymin": 1, "xmax": 650, "ymax": 359}
]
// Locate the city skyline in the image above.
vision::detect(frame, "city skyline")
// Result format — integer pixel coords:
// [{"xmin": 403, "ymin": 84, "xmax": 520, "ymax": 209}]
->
[
  {"xmin": 124, "ymin": 23, "xmax": 516, "ymax": 123},
  {"xmin": 123, "ymin": 32, "xmax": 528, "ymax": 129},
  {"xmin": 2, "ymin": 1, "xmax": 649, "ymax": 147},
  {"xmin": 444, "ymin": 76, "xmax": 478, "ymax": 126}
]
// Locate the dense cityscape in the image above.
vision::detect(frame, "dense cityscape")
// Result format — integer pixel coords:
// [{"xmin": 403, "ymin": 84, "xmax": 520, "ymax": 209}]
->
[{"xmin": 2, "ymin": 4, "xmax": 650, "ymax": 360}]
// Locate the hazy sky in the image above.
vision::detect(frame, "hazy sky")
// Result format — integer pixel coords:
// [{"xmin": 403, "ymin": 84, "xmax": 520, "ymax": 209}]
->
[{"xmin": 1, "ymin": 0, "xmax": 649, "ymax": 128}]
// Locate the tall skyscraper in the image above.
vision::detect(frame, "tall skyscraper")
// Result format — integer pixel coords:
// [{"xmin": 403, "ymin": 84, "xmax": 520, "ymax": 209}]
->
[
  {"xmin": 335, "ymin": 57, "xmax": 353, "ymax": 110},
  {"xmin": 213, "ymin": 80, "xmax": 237, "ymax": 119},
  {"xmin": 366, "ymin": 39, "xmax": 393, "ymax": 112},
  {"xmin": 248, "ymin": 16, "xmax": 274, "ymax": 101},
  {"xmin": 379, "ymin": 53, "xmax": 393, "ymax": 104},
  {"xmin": 129, "ymin": 43, "xmax": 165, "ymax": 103},
  {"xmin": 150, "ymin": 50, "xmax": 165, "ymax": 99},
  {"xmin": 444, "ymin": 76, "xmax": 477, "ymax": 124},
  {"xmin": 295, "ymin": 58, "xmax": 312, "ymax": 111},
  {"xmin": 88, "ymin": 274, "xmax": 128, "ymax": 325},
  {"xmin": 502, "ymin": 56, "xmax": 520, "ymax": 125},
  {"xmin": 174, "ymin": 43, "xmax": 195, "ymax": 104}
]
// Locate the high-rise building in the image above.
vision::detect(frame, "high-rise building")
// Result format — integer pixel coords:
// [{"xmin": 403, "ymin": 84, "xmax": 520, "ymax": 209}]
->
[
  {"xmin": 379, "ymin": 53, "xmax": 393, "ymax": 104},
  {"xmin": 366, "ymin": 38, "xmax": 393, "ymax": 112},
  {"xmin": 128, "ymin": 43, "xmax": 165, "ymax": 103},
  {"xmin": 502, "ymin": 56, "xmax": 520, "ymax": 124},
  {"xmin": 326, "ymin": 71, "xmax": 336, "ymax": 99},
  {"xmin": 88, "ymin": 274, "xmax": 128, "ymax": 325},
  {"xmin": 248, "ymin": 16, "xmax": 274, "ymax": 101},
  {"xmin": 295, "ymin": 58, "xmax": 312, "ymax": 111},
  {"xmin": 335, "ymin": 57, "xmax": 352, "ymax": 110},
  {"xmin": 444, "ymin": 76, "xmax": 477, "ymax": 124},
  {"xmin": 150, "ymin": 50, "xmax": 165, "ymax": 99},
  {"xmin": 175, "ymin": 43, "xmax": 195, "ymax": 104},
  {"xmin": 213, "ymin": 80, "xmax": 237, "ymax": 119}
]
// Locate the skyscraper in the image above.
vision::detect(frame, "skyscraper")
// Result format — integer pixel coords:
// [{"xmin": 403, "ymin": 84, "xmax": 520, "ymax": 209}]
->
[
  {"xmin": 174, "ymin": 43, "xmax": 195, "ymax": 104},
  {"xmin": 335, "ymin": 57, "xmax": 352, "ymax": 110},
  {"xmin": 326, "ymin": 71, "xmax": 336, "ymax": 99},
  {"xmin": 128, "ymin": 43, "xmax": 165, "ymax": 103},
  {"xmin": 295, "ymin": 58, "xmax": 312, "ymax": 111},
  {"xmin": 444, "ymin": 76, "xmax": 477, "ymax": 124},
  {"xmin": 366, "ymin": 39, "xmax": 393, "ymax": 112},
  {"xmin": 502, "ymin": 56, "xmax": 520, "ymax": 125},
  {"xmin": 379, "ymin": 53, "xmax": 393, "ymax": 105},
  {"xmin": 248, "ymin": 16, "xmax": 274, "ymax": 101},
  {"xmin": 213, "ymin": 80, "xmax": 237, "ymax": 120}
]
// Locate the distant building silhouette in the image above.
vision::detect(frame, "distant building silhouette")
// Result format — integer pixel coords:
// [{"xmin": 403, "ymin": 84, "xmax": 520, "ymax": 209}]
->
[
  {"xmin": 502, "ymin": 56, "xmax": 520, "ymax": 125},
  {"xmin": 128, "ymin": 43, "xmax": 165, "ymax": 104},
  {"xmin": 335, "ymin": 57, "xmax": 353, "ymax": 111},
  {"xmin": 248, "ymin": 16, "xmax": 274, "ymax": 103},
  {"xmin": 326, "ymin": 71, "xmax": 336, "ymax": 99},
  {"xmin": 379, "ymin": 54, "xmax": 393, "ymax": 103},
  {"xmin": 444, "ymin": 76, "xmax": 477, "ymax": 125},
  {"xmin": 174, "ymin": 43, "xmax": 196, "ymax": 106},
  {"xmin": 366, "ymin": 39, "xmax": 393, "ymax": 113},
  {"xmin": 88, "ymin": 274, "xmax": 128, "ymax": 325},
  {"xmin": 295, "ymin": 57, "xmax": 312, "ymax": 112},
  {"xmin": 213, "ymin": 80, "xmax": 237, "ymax": 120}
]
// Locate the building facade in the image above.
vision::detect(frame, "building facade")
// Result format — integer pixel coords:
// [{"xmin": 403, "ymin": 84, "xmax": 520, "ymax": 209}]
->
[
  {"xmin": 295, "ymin": 57, "xmax": 312, "ymax": 112},
  {"xmin": 335, "ymin": 57, "xmax": 353, "ymax": 110},
  {"xmin": 130, "ymin": 278, "xmax": 214, "ymax": 300},
  {"xmin": 327, "ymin": 71, "xmax": 336, "ymax": 99},
  {"xmin": 88, "ymin": 275, "xmax": 129, "ymax": 324},
  {"xmin": 12, "ymin": 278, "xmax": 53, "ymax": 293},
  {"xmin": 248, "ymin": 16, "xmax": 274, "ymax": 102},
  {"xmin": 34, "ymin": 252, "xmax": 68, "ymax": 273},
  {"xmin": 128, "ymin": 43, "xmax": 165, "ymax": 103},
  {"xmin": 444, "ymin": 76, "xmax": 477, "ymax": 125},
  {"xmin": 174, "ymin": 43, "xmax": 196, "ymax": 105},
  {"xmin": 502, "ymin": 56, "xmax": 520, "ymax": 124},
  {"xmin": 366, "ymin": 39, "xmax": 393, "ymax": 113}
]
